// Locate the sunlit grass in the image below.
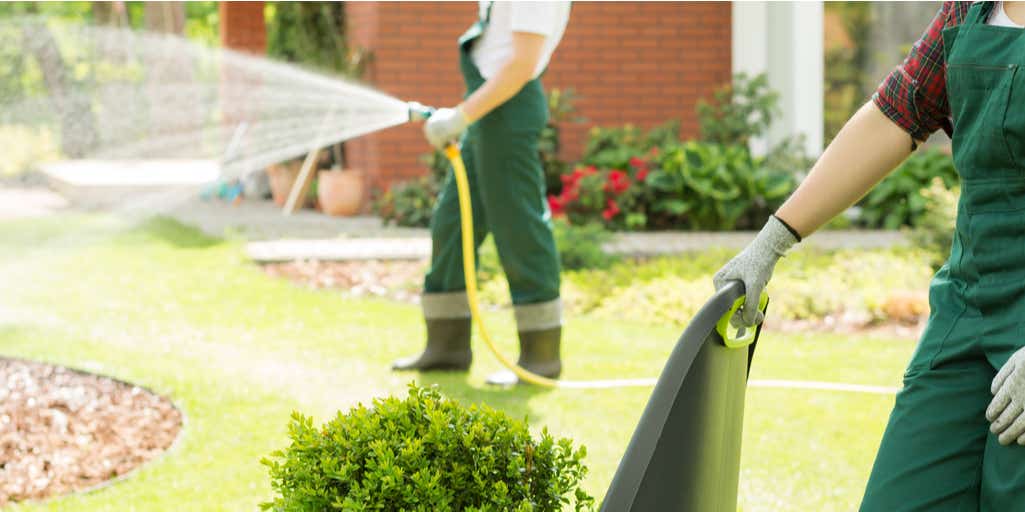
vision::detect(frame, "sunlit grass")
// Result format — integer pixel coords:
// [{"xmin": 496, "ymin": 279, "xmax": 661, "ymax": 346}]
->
[{"xmin": 0, "ymin": 215, "xmax": 913, "ymax": 511}]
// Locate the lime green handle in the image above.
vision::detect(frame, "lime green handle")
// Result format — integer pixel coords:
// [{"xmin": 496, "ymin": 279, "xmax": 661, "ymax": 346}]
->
[{"xmin": 715, "ymin": 291, "xmax": 770, "ymax": 348}]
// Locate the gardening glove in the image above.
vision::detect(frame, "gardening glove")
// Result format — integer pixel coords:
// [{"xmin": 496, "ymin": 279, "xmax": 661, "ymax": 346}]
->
[
  {"xmin": 423, "ymin": 106, "xmax": 469, "ymax": 150},
  {"xmin": 987, "ymin": 346, "xmax": 1025, "ymax": 445},
  {"xmin": 713, "ymin": 215, "xmax": 799, "ymax": 328}
]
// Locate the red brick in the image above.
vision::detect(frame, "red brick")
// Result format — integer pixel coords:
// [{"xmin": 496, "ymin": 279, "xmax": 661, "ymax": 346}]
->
[{"xmin": 343, "ymin": 1, "xmax": 732, "ymax": 199}]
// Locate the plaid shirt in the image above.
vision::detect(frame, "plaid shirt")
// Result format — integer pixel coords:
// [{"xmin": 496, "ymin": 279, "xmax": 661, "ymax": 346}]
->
[{"xmin": 872, "ymin": 1, "xmax": 974, "ymax": 142}]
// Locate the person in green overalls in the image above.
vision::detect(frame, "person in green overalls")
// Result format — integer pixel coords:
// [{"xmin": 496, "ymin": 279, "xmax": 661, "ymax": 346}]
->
[
  {"xmin": 717, "ymin": 1, "xmax": 1025, "ymax": 508},
  {"xmin": 393, "ymin": 2, "xmax": 572, "ymax": 386}
]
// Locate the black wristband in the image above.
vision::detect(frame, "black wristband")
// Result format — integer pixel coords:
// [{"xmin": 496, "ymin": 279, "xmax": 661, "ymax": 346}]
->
[{"xmin": 772, "ymin": 214, "xmax": 802, "ymax": 242}]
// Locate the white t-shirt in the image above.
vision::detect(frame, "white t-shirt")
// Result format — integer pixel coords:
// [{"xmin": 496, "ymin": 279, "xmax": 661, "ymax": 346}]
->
[
  {"xmin": 989, "ymin": 1, "xmax": 1024, "ymax": 28},
  {"xmin": 470, "ymin": 1, "xmax": 572, "ymax": 80}
]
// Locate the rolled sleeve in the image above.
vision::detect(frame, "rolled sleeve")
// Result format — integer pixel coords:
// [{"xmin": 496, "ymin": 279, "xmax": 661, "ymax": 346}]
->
[{"xmin": 872, "ymin": 2, "xmax": 963, "ymax": 140}]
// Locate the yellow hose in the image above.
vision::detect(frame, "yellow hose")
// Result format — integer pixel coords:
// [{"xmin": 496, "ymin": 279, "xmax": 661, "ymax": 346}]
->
[{"xmin": 445, "ymin": 144, "xmax": 662, "ymax": 389}]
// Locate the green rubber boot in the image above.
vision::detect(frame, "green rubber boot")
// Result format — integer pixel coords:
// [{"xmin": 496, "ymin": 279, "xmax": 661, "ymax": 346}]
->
[
  {"xmin": 392, "ymin": 317, "xmax": 472, "ymax": 372},
  {"xmin": 485, "ymin": 327, "xmax": 562, "ymax": 386}
]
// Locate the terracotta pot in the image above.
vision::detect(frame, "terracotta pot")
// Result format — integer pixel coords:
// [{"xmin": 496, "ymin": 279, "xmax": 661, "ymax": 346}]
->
[
  {"xmin": 317, "ymin": 168, "xmax": 364, "ymax": 217},
  {"xmin": 266, "ymin": 161, "xmax": 312, "ymax": 207}
]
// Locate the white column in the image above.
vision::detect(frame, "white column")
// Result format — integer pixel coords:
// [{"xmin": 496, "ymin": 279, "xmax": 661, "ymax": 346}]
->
[{"xmin": 732, "ymin": 1, "xmax": 823, "ymax": 157}]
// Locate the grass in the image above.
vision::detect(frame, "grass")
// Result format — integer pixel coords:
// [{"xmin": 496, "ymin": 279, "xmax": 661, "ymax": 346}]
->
[{"xmin": 0, "ymin": 215, "xmax": 916, "ymax": 511}]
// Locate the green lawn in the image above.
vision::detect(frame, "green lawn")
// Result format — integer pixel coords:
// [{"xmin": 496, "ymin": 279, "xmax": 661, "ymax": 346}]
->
[{"xmin": 0, "ymin": 215, "xmax": 915, "ymax": 511}]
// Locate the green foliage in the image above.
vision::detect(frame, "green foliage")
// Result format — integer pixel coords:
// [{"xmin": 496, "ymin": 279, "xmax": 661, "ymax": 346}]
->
[
  {"xmin": 859, "ymin": 150, "xmax": 958, "ymax": 229},
  {"xmin": 261, "ymin": 384, "xmax": 594, "ymax": 512},
  {"xmin": 183, "ymin": 2, "xmax": 220, "ymax": 47},
  {"xmin": 373, "ymin": 151, "xmax": 447, "ymax": 228},
  {"xmin": 907, "ymin": 178, "xmax": 959, "ymax": 270},
  {"xmin": 266, "ymin": 2, "xmax": 367, "ymax": 77},
  {"xmin": 553, "ymin": 219, "xmax": 616, "ymax": 271},
  {"xmin": 646, "ymin": 142, "xmax": 796, "ymax": 230},
  {"xmin": 696, "ymin": 73, "xmax": 779, "ymax": 148},
  {"xmin": 560, "ymin": 247, "xmax": 935, "ymax": 326},
  {"xmin": 823, "ymin": 2, "xmax": 873, "ymax": 143},
  {"xmin": 580, "ymin": 120, "xmax": 679, "ymax": 171},
  {"xmin": 373, "ymin": 176, "xmax": 439, "ymax": 228}
]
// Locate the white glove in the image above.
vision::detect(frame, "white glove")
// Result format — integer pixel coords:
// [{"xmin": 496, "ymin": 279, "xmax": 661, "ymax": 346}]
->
[
  {"xmin": 713, "ymin": 216, "xmax": 799, "ymax": 327},
  {"xmin": 423, "ymin": 107, "xmax": 469, "ymax": 150},
  {"xmin": 987, "ymin": 347, "xmax": 1025, "ymax": 445}
]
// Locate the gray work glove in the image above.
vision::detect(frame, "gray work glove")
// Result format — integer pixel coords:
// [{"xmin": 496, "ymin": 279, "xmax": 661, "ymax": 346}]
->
[
  {"xmin": 713, "ymin": 215, "xmax": 799, "ymax": 328},
  {"xmin": 987, "ymin": 346, "xmax": 1025, "ymax": 445},
  {"xmin": 423, "ymin": 107, "xmax": 469, "ymax": 150}
]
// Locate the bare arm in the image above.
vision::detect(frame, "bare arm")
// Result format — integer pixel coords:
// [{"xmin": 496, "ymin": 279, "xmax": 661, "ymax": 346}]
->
[
  {"xmin": 775, "ymin": 101, "xmax": 919, "ymax": 237},
  {"xmin": 459, "ymin": 32, "xmax": 546, "ymax": 122}
]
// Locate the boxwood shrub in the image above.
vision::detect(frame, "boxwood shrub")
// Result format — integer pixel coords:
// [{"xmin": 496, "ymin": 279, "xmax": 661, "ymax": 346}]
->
[{"xmin": 261, "ymin": 385, "xmax": 594, "ymax": 512}]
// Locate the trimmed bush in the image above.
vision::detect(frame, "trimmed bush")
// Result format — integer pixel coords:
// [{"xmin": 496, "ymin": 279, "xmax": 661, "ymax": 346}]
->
[{"xmin": 261, "ymin": 385, "xmax": 594, "ymax": 512}]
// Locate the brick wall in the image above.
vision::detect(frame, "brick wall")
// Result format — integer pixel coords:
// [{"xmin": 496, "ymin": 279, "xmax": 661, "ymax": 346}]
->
[
  {"xmin": 219, "ymin": 2, "xmax": 266, "ymax": 126},
  {"xmin": 219, "ymin": 1, "xmax": 266, "ymax": 53},
  {"xmin": 346, "ymin": 2, "xmax": 733, "ymax": 195}
]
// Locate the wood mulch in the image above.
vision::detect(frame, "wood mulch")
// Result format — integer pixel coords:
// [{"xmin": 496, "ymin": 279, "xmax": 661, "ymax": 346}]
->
[
  {"xmin": 262, "ymin": 259, "xmax": 427, "ymax": 303},
  {"xmin": 0, "ymin": 358, "xmax": 182, "ymax": 506}
]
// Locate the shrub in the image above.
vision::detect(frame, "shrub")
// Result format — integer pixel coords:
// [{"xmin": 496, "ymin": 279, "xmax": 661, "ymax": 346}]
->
[
  {"xmin": 373, "ymin": 176, "xmax": 439, "ymax": 228},
  {"xmin": 550, "ymin": 152, "xmax": 656, "ymax": 231},
  {"xmin": 261, "ymin": 385, "xmax": 594, "ymax": 512},
  {"xmin": 553, "ymin": 219, "xmax": 616, "ymax": 271},
  {"xmin": 646, "ymin": 142, "xmax": 795, "ymax": 230},
  {"xmin": 697, "ymin": 73, "xmax": 779, "ymax": 148},
  {"xmin": 579, "ymin": 120, "xmax": 679, "ymax": 171},
  {"xmin": 859, "ymin": 149, "xmax": 958, "ymax": 229},
  {"xmin": 558, "ymin": 247, "xmax": 935, "ymax": 326},
  {"xmin": 907, "ymin": 177, "xmax": 959, "ymax": 270},
  {"xmin": 374, "ymin": 151, "xmax": 448, "ymax": 228}
]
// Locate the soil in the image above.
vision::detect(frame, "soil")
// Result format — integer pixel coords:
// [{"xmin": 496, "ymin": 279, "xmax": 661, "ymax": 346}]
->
[{"xmin": 0, "ymin": 358, "xmax": 183, "ymax": 506}]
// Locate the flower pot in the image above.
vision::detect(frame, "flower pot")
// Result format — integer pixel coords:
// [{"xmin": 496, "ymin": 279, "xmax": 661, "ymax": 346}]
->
[
  {"xmin": 267, "ymin": 161, "xmax": 301, "ymax": 206},
  {"xmin": 317, "ymin": 168, "xmax": 365, "ymax": 217}
]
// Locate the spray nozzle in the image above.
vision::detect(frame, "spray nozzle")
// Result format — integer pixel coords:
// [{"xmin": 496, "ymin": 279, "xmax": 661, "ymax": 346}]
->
[{"xmin": 407, "ymin": 101, "xmax": 436, "ymax": 121}]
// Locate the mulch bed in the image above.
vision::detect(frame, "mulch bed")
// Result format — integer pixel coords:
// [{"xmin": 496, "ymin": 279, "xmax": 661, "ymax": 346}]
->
[
  {"xmin": 262, "ymin": 259, "xmax": 427, "ymax": 303},
  {"xmin": 0, "ymin": 358, "xmax": 183, "ymax": 506}
]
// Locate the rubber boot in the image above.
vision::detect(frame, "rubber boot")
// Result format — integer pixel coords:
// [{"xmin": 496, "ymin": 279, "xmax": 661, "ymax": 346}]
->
[
  {"xmin": 392, "ymin": 317, "xmax": 472, "ymax": 372},
  {"xmin": 486, "ymin": 327, "xmax": 562, "ymax": 386}
]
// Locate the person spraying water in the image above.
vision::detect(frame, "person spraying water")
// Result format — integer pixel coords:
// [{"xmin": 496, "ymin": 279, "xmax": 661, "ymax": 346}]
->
[{"xmin": 393, "ymin": 1, "xmax": 572, "ymax": 387}]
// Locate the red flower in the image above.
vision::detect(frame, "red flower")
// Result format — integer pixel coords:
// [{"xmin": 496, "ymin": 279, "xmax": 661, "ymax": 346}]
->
[
  {"xmin": 602, "ymin": 199, "xmax": 621, "ymax": 221},
  {"xmin": 605, "ymin": 169, "xmax": 631, "ymax": 194},
  {"xmin": 547, "ymin": 195, "xmax": 565, "ymax": 217},
  {"xmin": 629, "ymin": 156, "xmax": 646, "ymax": 169},
  {"xmin": 636, "ymin": 166, "xmax": 649, "ymax": 182},
  {"xmin": 648, "ymin": 147, "xmax": 660, "ymax": 157},
  {"xmin": 561, "ymin": 182, "xmax": 579, "ymax": 202}
]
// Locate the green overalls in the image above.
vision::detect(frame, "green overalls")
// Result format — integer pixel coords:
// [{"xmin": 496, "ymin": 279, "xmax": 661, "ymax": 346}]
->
[
  {"xmin": 861, "ymin": 3, "xmax": 1025, "ymax": 509},
  {"xmin": 421, "ymin": 4, "xmax": 562, "ymax": 329}
]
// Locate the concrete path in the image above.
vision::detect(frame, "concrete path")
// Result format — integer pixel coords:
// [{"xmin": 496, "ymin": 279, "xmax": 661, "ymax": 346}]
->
[
  {"xmin": 247, "ymin": 229, "xmax": 909, "ymax": 263},
  {"xmin": 0, "ymin": 187, "xmax": 69, "ymax": 220}
]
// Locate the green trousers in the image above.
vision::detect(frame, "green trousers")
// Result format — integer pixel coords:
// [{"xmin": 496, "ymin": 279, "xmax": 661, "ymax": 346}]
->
[{"xmin": 423, "ymin": 118, "xmax": 561, "ymax": 308}]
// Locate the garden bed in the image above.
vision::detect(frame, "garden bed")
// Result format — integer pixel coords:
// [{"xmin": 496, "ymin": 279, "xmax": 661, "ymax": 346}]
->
[
  {"xmin": 0, "ymin": 358, "xmax": 183, "ymax": 506},
  {"xmin": 260, "ymin": 246, "xmax": 933, "ymax": 337}
]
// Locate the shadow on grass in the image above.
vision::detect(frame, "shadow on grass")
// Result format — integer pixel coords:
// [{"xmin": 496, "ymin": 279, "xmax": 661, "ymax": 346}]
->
[
  {"xmin": 0, "ymin": 215, "xmax": 222, "ymax": 258},
  {"xmin": 126, "ymin": 217, "xmax": 222, "ymax": 249},
  {"xmin": 416, "ymin": 371, "xmax": 555, "ymax": 426}
]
